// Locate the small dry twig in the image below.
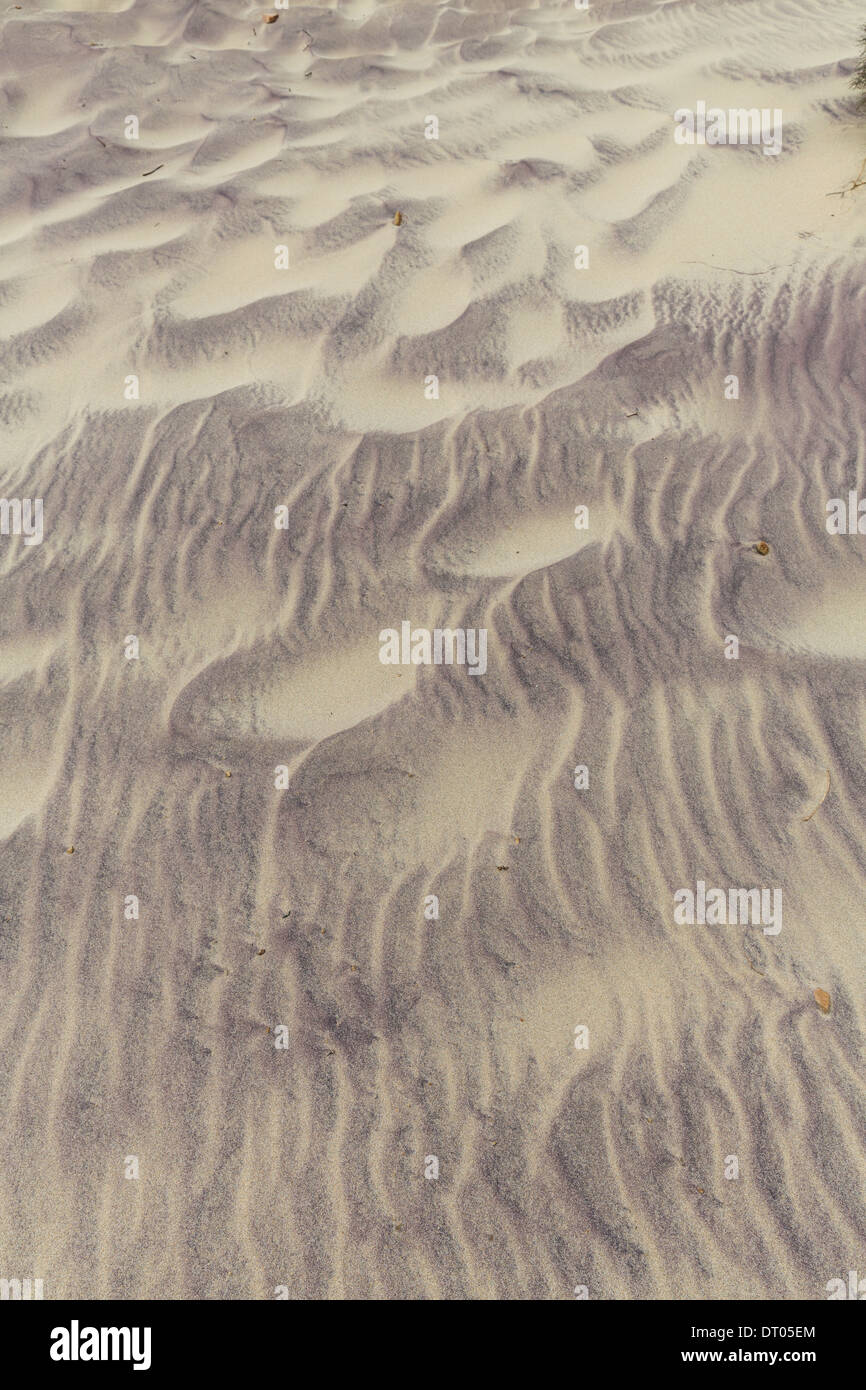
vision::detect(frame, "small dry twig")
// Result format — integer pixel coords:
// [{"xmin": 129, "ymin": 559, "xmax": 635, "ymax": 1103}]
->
[{"xmin": 826, "ymin": 156, "xmax": 866, "ymax": 198}]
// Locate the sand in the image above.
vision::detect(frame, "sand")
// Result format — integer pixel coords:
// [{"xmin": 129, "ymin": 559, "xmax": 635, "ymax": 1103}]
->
[{"xmin": 1, "ymin": 0, "xmax": 866, "ymax": 1300}]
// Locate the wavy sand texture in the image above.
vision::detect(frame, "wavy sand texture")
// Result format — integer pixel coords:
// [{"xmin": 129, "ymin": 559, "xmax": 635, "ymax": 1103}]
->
[{"xmin": 1, "ymin": 0, "xmax": 866, "ymax": 1298}]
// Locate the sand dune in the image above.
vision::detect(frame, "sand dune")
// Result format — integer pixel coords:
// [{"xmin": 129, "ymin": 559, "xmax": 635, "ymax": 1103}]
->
[{"xmin": 1, "ymin": 0, "xmax": 866, "ymax": 1300}]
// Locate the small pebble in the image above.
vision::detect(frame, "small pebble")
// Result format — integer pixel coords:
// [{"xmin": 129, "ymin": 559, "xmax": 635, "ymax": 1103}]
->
[{"xmin": 814, "ymin": 988, "xmax": 831, "ymax": 1014}]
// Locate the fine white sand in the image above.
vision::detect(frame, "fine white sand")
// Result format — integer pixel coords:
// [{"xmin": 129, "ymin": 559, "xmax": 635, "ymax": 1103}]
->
[{"xmin": 1, "ymin": 0, "xmax": 866, "ymax": 1299}]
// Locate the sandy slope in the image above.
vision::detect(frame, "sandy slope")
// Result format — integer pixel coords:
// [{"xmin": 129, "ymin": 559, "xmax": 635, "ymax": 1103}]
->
[{"xmin": 1, "ymin": 0, "xmax": 866, "ymax": 1299}]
